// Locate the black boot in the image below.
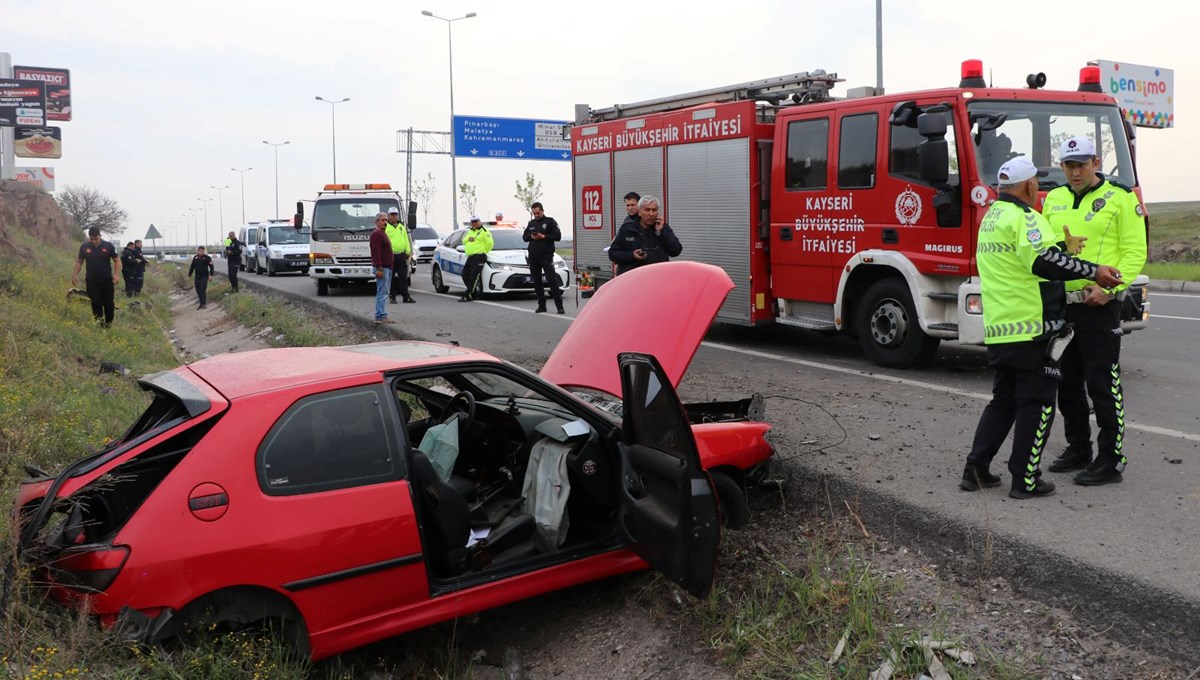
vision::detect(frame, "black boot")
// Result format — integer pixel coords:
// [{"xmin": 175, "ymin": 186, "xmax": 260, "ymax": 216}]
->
[
  {"xmin": 1009, "ymin": 479, "xmax": 1056, "ymax": 499},
  {"xmin": 1073, "ymin": 462, "xmax": 1123, "ymax": 486},
  {"xmin": 1048, "ymin": 446, "xmax": 1092, "ymax": 473},
  {"xmin": 959, "ymin": 466, "xmax": 1001, "ymax": 491},
  {"xmin": 555, "ymin": 299, "xmax": 565, "ymax": 314}
]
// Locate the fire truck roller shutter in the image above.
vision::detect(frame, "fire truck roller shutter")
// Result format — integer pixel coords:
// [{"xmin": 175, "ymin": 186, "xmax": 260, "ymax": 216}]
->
[
  {"xmin": 613, "ymin": 148, "xmax": 665, "ymax": 279},
  {"xmin": 667, "ymin": 138, "xmax": 753, "ymax": 324},
  {"xmin": 574, "ymin": 152, "xmax": 613, "ymax": 280}
]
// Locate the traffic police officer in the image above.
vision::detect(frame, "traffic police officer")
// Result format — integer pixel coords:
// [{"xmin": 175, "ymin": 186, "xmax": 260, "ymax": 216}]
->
[
  {"xmin": 961, "ymin": 157, "xmax": 1123, "ymax": 499},
  {"xmin": 386, "ymin": 207, "xmax": 415, "ymax": 304},
  {"xmin": 1042, "ymin": 136, "xmax": 1147, "ymax": 486},
  {"xmin": 459, "ymin": 215, "xmax": 493, "ymax": 301}
]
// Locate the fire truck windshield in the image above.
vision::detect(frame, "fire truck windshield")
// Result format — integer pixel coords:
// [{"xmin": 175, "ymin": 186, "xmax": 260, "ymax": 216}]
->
[
  {"xmin": 968, "ymin": 101, "xmax": 1135, "ymax": 190},
  {"xmin": 312, "ymin": 199, "xmax": 401, "ymax": 235}
]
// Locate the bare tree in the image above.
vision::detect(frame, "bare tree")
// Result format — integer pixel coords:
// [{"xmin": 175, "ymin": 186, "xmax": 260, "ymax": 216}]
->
[
  {"xmin": 56, "ymin": 185, "xmax": 128, "ymax": 236},
  {"xmin": 458, "ymin": 183, "xmax": 478, "ymax": 217},
  {"xmin": 513, "ymin": 172, "xmax": 543, "ymax": 217},
  {"xmin": 413, "ymin": 172, "xmax": 438, "ymax": 224}
]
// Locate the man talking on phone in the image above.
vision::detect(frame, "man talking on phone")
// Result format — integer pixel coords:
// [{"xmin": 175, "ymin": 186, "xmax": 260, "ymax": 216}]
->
[{"xmin": 607, "ymin": 195, "xmax": 682, "ymax": 276}]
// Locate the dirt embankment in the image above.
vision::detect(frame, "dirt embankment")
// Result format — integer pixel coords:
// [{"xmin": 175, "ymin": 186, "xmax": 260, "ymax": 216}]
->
[{"xmin": 0, "ymin": 180, "xmax": 75, "ymax": 254}]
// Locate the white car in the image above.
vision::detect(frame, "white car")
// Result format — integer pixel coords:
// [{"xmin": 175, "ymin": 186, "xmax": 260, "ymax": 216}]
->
[
  {"xmin": 431, "ymin": 227, "xmax": 571, "ymax": 297},
  {"xmin": 411, "ymin": 224, "xmax": 442, "ymax": 263}
]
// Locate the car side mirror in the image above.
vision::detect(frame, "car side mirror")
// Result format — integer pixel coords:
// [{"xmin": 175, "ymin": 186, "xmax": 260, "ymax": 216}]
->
[{"xmin": 294, "ymin": 202, "xmax": 304, "ymax": 230}]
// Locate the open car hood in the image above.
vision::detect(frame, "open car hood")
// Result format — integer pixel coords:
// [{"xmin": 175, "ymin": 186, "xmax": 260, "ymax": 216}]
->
[{"xmin": 540, "ymin": 261, "xmax": 733, "ymax": 396}]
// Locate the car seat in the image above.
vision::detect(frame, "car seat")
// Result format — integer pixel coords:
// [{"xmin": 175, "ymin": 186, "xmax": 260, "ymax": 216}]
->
[{"xmin": 410, "ymin": 450, "xmax": 536, "ymax": 576}]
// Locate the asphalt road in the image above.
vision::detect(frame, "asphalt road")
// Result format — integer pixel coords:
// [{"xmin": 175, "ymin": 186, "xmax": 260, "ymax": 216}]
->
[{"xmin": 232, "ymin": 261, "xmax": 1200, "ymax": 658}]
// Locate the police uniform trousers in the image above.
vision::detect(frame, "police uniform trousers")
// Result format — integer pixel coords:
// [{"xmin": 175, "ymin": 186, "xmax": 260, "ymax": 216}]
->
[
  {"xmin": 527, "ymin": 254, "xmax": 561, "ymax": 306},
  {"xmin": 86, "ymin": 277, "xmax": 116, "ymax": 324},
  {"xmin": 227, "ymin": 259, "xmax": 239, "ymax": 292},
  {"xmin": 461, "ymin": 254, "xmax": 487, "ymax": 298},
  {"xmin": 1059, "ymin": 300, "xmax": 1126, "ymax": 470},
  {"xmin": 966, "ymin": 340, "xmax": 1060, "ymax": 490},
  {"xmin": 391, "ymin": 253, "xmax": 410, "ymax": 299}
]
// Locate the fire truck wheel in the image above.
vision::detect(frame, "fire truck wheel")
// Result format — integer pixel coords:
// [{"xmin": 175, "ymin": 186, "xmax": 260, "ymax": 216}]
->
[{"xmin": 856, "ymin": 279, "xmax": 940, "ymax": 368}]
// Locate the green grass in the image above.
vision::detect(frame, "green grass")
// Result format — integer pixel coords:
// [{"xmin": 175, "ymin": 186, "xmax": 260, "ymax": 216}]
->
[
  {"xmin": 1144, "ymin": 261, "xmax": 1200, "ymax": 282},
  {"xmin": 220, "ymin": 288, "xmax": 389, "ymax": 347},
  {"xmin": 1146, "ymin": 201, "xmax": 1200, "ymax": 244}
]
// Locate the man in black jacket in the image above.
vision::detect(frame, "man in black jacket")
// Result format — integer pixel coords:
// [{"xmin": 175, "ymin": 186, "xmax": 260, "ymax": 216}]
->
[
  {"xmin": 223, "ymin": 231, "xmax": 243, "ymax": 293},
  {"xmin": 187, "ymin": 246, "xmax": 215, "ymax": 309},
  {"xmin": 120, "ymin": 242, "xmax": 138, "ymax": 297},
  {"xmin": 523, "ymin": 201, "xmax": 563, "ymax": 313},
  {"xmin": 607, "ymin": 196, "xmax": 682, "ymax": 275}
]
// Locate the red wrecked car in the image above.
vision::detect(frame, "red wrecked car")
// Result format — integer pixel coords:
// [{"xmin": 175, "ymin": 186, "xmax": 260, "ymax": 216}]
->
[{"xmin": 13, "ymin": 262, "xmax": 773, "ymax": 660}]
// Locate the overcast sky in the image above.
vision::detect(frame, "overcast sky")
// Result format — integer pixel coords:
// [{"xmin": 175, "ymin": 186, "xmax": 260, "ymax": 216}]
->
[{"xmin": 0, "ymin": 0, "xmax": 1190, "ymax": 246}]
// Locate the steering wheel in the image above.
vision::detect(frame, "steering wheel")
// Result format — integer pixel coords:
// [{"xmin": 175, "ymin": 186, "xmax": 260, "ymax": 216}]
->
[{"xmin": 439, "ymin": 390, "xmax": 476, "ymax": 433}]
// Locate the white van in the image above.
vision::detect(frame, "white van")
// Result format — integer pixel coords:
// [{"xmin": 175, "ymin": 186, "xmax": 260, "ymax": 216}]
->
[{"xmin": 253, "ymin": 219, "xmax": 310, "ymax": 276}]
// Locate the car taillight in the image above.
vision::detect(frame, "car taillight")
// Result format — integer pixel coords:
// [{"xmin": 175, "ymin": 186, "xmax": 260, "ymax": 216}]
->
[{"xmin": 52, "ymin": 545, "xmax": 131, "ymax": 593}]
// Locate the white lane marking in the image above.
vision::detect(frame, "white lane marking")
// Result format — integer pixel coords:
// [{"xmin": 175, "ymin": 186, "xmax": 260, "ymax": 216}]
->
[
  {"xmin": 1150, "ymin": 293, "xmax": 1200, "ymax": 299},
  {"xmin": 701, "ymin": 341, "xmax": 1200, "ymax": 443},
  {"xmin": 414, "ymin": 289, "xmax": 577, "ymax": 320},
  {"xmin": 1153, "ymin": 314, "xmax": 1200, "ymax": 322}
]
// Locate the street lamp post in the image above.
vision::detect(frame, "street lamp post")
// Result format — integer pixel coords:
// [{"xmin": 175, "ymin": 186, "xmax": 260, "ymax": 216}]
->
[
  {"xmin": 231, "ymin": 167, "xmax": 253, "ymax": 224},
  {"xmin": 314, "ymin": 96, "xmax": 349, "ymax": 182},
  {"xmin": 197, "ymin": 197, "xmax": 213, "ymax": 246},
  {"xmin": 185, "ymin": 210, "xmax": 197, "ymax": 249},
  {"xmin": 422, "ymin": 9, "xmax": 476, "ymax": 230},
  {"xmin": 210, "ymin": 185, "xmax": 229, "ymax": 239},
  {"xmin": 262, "ymin": 140, "xmax": 290, "ymax": 219}
]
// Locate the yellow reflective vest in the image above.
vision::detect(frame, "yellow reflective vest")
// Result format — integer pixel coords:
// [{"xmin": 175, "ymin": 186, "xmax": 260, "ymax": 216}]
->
[
  {"xmin": 385, "ymin": 222, "xmax": 411, "ymax": 256},
  {"xmin": 463, "ymin": 226, "xmax": 493, "ymax": 256}
]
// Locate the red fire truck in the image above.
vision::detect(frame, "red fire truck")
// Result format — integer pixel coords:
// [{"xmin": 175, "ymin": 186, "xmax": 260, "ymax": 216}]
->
[{"xmin": 570, "ymin": 63, "xmax": 1150, "ymax": 367}]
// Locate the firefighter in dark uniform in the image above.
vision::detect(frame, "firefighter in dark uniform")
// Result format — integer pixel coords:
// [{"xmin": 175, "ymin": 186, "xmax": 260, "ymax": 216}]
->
[
  {"xmin": 1042, "ymin": 136, "xmax": 1148, "ymax": 486},
  {"xmin": 120, "ymin": 242, "xmax": 138, "ymax": 297},
  {"xmin": 960, "ymin": 157, "xmax": 1123, "ymax": 499},
  {"xmin": 187, "ymin": 246, "xmax": 216, "ymax": 309},
  {"xmin": 223, "ymin": 231, "xmax": 243, "ymax": 292},
  {"xmin": 523, "ymin": 201, "xmax": 564, "ymax": 314},
  {"xmin": 132, "ymin": 239, "xmax": 148, "ymax": 295},
  {"xmin": 72, "ymin": 227, "xmax": 122, "ymax": 327},
  {"xmin": 607, "ymin": 196, "xmax": 682, "ymax": 275}
]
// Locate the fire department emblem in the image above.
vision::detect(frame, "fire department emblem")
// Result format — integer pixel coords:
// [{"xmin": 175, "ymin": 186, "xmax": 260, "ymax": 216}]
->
[{"xmin": 895, "ymin": 187, "xmax": 923, "ymax": 225}]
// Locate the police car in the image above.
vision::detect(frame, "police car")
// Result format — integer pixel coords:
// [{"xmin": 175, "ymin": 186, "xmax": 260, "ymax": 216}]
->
[{"xmin": 431, "ymin": 227, "xmax": 571, "ymax": 297}]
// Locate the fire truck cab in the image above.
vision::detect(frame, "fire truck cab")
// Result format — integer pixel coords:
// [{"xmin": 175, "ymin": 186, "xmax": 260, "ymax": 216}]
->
[{"xmin": 570, "ymin": 64, "xmax": 1150, "ymax": 368}]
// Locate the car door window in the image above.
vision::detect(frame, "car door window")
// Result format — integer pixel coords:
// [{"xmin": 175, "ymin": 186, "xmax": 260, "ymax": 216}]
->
[{"xmin": 258, "ymin": 385, "xmax": 400, "ymax": 495}]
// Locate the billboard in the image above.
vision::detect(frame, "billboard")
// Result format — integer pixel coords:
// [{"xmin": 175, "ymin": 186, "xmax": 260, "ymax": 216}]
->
[
  {"xmin": 14, "ymin": 167, "xmax": 55, "ymax": 191},
  {"xmin": 1095, "ymin": 60, "xmax": 1174, "ymax": 128},
  {"xmin": 0, "ymin": 79, "xmax": 46, "ymax": 127},
  {"xmin": 13, "ymin": 66, "xmax": 71, "ymax": 121},
  {"xmin": 14, "ymin": 126, "xmax": 62, "ymax": 159}
]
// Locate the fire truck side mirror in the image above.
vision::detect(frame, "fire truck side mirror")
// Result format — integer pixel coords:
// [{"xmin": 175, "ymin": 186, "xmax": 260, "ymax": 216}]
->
[
  {"xmin": 294, "ymin": 202, "xmax": 305, "ymax": 231},
  {"xmin": 916, "ymin": 110, "xmax": 947, "ymax": 138},
  {"xmin": 407, "ymin": 201, "xmax": 418, "ymax": 231}
]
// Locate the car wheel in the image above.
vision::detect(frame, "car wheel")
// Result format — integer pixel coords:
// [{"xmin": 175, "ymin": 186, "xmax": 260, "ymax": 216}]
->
[
  {"xmin": 856, "ymin": 278, "xmax": 940, "ymax": 368},
  {"xmin": 432, "ymin": 265, "xmax": 449, "ymax": 294},
  {"xmin": 256, "ymin": 260, "xmax": 264, "ymax": 275},
  {"xmin": 267, "ymin": 261, "xmax": 276, "ymax": 277},
  {"xmin": 710, "ymin": 470, "xmax": 749, "ymax": 530},
  {"xmin": 316, "ymin": 279, "xmax": 329, "ymax": 297}
]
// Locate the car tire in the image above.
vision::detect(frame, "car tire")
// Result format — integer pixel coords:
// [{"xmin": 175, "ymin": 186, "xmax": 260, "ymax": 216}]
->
[
  {"xmin": 710, "ymin": 470, "xmax": 749, "ymax": 530},
  {"xmin": 255, "ymin": 260, "xmax": 264, "ymax": 275},
  {"xmin": 316, "ymin": 279, "xmax": 329, "ymax": 297},
  {"xmin": 267, "ymin": 261, "xmax": 276, "ymax": 277},
  {"xmin": 432, "ymin": 265, "xmax": 450, "ymax": 294},
  {"xmin": 856, "ymin": 278, "xmax": 940, "ymax": 368}
]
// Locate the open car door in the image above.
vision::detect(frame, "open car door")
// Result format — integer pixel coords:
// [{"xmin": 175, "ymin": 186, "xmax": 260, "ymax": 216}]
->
[{"xmin": 616, "ymin": 352, "xmax": 719, "ymax": 598}]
